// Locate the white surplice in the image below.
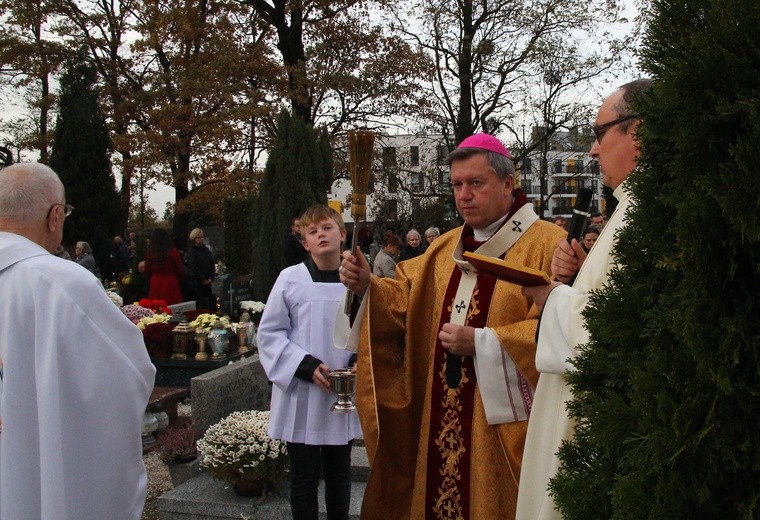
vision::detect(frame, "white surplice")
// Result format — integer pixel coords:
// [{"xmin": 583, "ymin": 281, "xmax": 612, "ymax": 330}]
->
[
  {"xmin": 516, "ymin": 183, "xmax": 632, "ymax": 520},
  {"xmin": 0, "ymin": 232, "xmax": 156, "ymax": 520},
  {"xmin": 257, "ymin": 263, "xmax": 361, "ymax": 445}
]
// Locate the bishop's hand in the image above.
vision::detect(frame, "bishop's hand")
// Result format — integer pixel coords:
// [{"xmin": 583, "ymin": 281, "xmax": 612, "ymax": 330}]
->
[{"xmin": 340, "ymin": 247, "xmax": 371, "ymax": 297}]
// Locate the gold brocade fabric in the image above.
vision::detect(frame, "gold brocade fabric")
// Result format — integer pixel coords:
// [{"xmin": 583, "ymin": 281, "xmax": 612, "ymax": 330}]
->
[{"xmin": 356, "ymin": 221, "xmax": 566, "ymax": 520}]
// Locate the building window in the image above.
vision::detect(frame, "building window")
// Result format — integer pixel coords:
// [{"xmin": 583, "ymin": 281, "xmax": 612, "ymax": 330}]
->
[
  {"xmin": 385, "ymin": 199, "xmax": 398, "ymax": 221},
  {"xmin": 438, "ymin": 168, "xmax": 450, "ymax": 190},
  {"xmin": 553, "ymin": 159, "xmax": 563, "ymax": 173},
  {"xmin": 575, "ymin": 159, "xmax": 585, "ymax": 173},
  {"xmin": 437, "ymin": 145, "xmax": 449, "ymax": 165},
  {"xmin": 411, "ymin": 171, "xmax": 424, "ymax": 192},
  {"xmin": 410, "ymin": 146, "xmax": 419, "ymax": 167},
  {"xmin": 383, "ymin": 147, "xmax": 397, "ymax": 168},
  {"xmin": 388, "ymin": 173, "xmax": 398, "ymax": 193},
  {"xmin": 522, "ymin": 157, "xmax": 532, "ymax": 176}
]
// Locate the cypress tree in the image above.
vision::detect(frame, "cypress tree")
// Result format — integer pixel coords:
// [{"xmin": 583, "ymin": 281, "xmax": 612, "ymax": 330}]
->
[
  {"xmin": 251, "ymin": 110, "xmax": 332, "ymax": 300},
  {"xmin": 49, "ymin": 57, "xmax": 121, "ymax": 267},
  {"xmin": 552, "ymin": 0, "xmax": 760, "ymax": 518}
]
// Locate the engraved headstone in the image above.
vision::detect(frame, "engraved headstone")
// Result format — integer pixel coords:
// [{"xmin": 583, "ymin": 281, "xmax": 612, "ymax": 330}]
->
[{"xmin": 191, "ymin": 354, "xmax": 271, "ymax": 438}]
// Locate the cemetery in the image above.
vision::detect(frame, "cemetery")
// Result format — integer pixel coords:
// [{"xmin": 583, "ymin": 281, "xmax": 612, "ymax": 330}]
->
[
  {"xmin": 128, "ymin": 275, "xmax": 367, "ymax": 519},
  {"xmin": 144, "ymin": 354, "xmax": 367, "ymax": 520}
]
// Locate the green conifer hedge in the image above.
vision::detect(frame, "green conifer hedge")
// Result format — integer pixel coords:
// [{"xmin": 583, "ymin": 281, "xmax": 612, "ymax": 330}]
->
[
  {"xmin": 250, "ymin": 110, "xmax": 332, "ymax": 300},
  {"xmin": 50, "ymin": 57, "xmax": 122, "ymax": 265},
  {"xmin": 552, "ymin": 0, "xmax": 760, "ymax": 518}
]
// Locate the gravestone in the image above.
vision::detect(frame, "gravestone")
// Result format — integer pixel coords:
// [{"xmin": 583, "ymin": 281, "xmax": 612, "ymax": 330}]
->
[
  {"xmin": 214, "ymin": 275, "xmax": 253, "ymax": 321},
  {"xmin": 191, "ymin": 354, "xmax": 271, "ymax": 438}
]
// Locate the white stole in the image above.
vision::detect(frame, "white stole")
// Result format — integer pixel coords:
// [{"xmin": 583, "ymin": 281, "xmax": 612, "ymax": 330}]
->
[{"xmin": 451, "ymin": 204, "xmax": 538, "ymax": 424}]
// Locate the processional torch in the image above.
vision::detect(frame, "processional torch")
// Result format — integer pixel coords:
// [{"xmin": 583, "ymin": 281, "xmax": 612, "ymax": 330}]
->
[{"xmin": 343, "ymin": 130, "xmax": 375, "ymax": 315}]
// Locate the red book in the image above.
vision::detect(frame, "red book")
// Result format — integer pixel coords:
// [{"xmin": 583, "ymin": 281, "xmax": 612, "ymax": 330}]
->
[{"xmin": 462, "ymin": 251, "xmax": 551, "ymax": 286}]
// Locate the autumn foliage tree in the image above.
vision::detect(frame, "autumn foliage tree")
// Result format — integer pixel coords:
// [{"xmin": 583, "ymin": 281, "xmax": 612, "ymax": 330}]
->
[{"xmin": 0, "ymin": 0, "xmax": 68, "ymax": 162}]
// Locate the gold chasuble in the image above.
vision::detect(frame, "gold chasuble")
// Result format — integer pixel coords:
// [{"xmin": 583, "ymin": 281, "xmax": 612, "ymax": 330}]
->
[{"xmin": 354, "ymin": 195, "xmax": 566, "ymax": 520}]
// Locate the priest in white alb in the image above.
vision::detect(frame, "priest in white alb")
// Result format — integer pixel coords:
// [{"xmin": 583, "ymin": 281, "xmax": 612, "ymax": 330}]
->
[
  {"xmin": 517, "ymin": 79, "xmax": 653, "ymax": 520},
  {"xmin": 0, "ymin": 163, "xmax": 155, "ymax": 519}
]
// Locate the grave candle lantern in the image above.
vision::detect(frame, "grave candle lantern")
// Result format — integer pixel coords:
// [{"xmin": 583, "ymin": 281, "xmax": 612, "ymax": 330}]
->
[{"xmin": 171, "ymin": 321, "xmax": 195, "ymax": 360}]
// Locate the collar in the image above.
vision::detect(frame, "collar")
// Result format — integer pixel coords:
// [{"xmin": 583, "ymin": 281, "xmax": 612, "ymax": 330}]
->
[{"xmin": 462, "ymin": 188, "xmax": 529, "ymax": 249}]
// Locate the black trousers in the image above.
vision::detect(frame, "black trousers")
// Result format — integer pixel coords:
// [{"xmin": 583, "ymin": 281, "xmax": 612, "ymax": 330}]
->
[{"xmin": 287, "ymin": 442, "xmax": 352, "ymax": 520}]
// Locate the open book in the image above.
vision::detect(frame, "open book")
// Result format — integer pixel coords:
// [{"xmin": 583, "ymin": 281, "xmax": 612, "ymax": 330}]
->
[{"xmin": 462, "ymin": 251, "xmax": 551, "ymax": 286}]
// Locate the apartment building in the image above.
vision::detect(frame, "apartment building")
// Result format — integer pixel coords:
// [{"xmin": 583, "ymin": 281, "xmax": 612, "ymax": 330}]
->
[
  {"xmin": 329, "ymin": 132, "xmax": 454, "ymax": 225},
  {"xmin": 518, "ymin": 128, "xmax": 605, "ymax": 219}
]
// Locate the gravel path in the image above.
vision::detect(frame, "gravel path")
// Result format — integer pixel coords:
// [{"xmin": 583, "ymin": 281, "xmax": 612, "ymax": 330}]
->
[
  {"xmin": 141, "ymin": 399, "xmax": 193, "ymax": 520},
  {"xmin": 142, "ymin": 451, "xmax": 172, "ymax": 520}
]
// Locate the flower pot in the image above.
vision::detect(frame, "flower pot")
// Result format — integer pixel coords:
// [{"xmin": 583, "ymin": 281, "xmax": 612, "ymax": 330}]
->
[
  {"xmin": 233, "ymin": 477, "xmax": 273, "ymax": 497},
  {"xmin": 167, "ymin": 456, "xmax": 201, "ymax": 487}
]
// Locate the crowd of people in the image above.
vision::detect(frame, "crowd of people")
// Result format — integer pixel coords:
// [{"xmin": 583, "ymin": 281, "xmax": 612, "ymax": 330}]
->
[{"xmin": 0, "ymin": 78, "xmax": 651, "ymax": 519}]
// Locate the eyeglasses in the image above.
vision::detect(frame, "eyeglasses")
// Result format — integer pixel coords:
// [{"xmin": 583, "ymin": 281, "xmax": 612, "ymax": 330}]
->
[
  {"xmin": 592, "ymin": 114, "xmax": 637, "ymax": 143},
  {"xmin": 46, "ymin": 203, "xmax": 74, "ymax": 219}
]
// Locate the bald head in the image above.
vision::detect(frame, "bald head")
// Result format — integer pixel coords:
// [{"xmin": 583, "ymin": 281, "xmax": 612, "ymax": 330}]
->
[{"xmin": 0, "ymin": 163, "xmax": 67, "ymax": 252}]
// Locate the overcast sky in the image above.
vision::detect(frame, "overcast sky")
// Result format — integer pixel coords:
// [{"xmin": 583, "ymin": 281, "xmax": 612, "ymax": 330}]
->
[{"xmin": 0, "ymin": 0, "xmax": 643, "ymax": 214}]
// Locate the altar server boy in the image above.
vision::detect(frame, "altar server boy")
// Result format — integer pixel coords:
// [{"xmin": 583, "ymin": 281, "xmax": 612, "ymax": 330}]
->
[{"xmin": 258, "ymin": 204, "xmax": 361, "ymax": 520}]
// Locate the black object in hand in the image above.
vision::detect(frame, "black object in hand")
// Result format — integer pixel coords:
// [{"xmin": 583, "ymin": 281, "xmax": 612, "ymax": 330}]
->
[{"xmin": 566, "ymin": 188, "xmax": 594, "ymax": 244}]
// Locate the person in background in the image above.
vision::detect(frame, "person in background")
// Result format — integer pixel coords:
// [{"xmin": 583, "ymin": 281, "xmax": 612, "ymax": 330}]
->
[
  {"xmin": 338, "ymin": 133, "xmax": 565, "ymax": 519},
  {"xmin": 110, "ymin": 235, "xmax": 131, "ymax": 281},
  {"xmin": 423, "ymin": 226, "xmax": 440, "ymax": 252},
  {"xmin": 258, "ymin": 204, "xmax": 361, "ymax": 520},
  {"xmin": 282, "ymin": 216, "xmax": 309, "ymax": 268},
  {"xmin": 53, "ymin": 244, "xmax": 71, "ymax": 259},
  {"xmin": 590, "ymin": 211, "xmax": 605, "ymax": 228},
  {"xmin": 144, "ymin": 228, "xmax": 184, "ymax": 305},
  {"xmin": 399, "ymin": 228, "xmax": 423, "ymax": 261},
  {"xmin": 0, "ymin": 162, "xmax": 155, "ymax": 519},
  {"xmin": 372, "ymin": 234, "xmax": 402, "ymax": 278},
  {"xmin": 517, "ymin": 78, "xmax": 653, "ymax": 520},
  {"xmin": 125, "ymin": 230, "xmax": 138, "ymax": 260},
  {"xmin": 552, "ymin": 216, "xmax": 567, "ymax": 230},
  {"xmin": 185, "ymin": 228, "xmax": 215, "ymax": 310},
  {"xmin": 74, "ymin": 241, "xmax": 100, "ymax": 277},
  {"xmin": 581, "ymin": 225, "xmax": 601, "ymax": 253}
]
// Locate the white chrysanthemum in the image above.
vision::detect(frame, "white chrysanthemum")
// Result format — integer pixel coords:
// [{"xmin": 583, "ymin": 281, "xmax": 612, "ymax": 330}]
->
[
  {"xmin": 136, "ymin": 313, "xmax": 171, "ymax": 330},
  {"xmin": 106, "ymin": 290, "xmax": 123, "ymax": 307},
  {"xmin": 239, "ymin": 301, "xmax": 266, "ymax": 313},
  {"xmin": 198, "ymin": 410, "xmax": 287, "ymax": 485}
]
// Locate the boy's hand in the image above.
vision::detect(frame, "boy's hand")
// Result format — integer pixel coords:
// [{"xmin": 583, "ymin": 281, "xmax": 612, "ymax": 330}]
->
[{"xmin": 313, "ymin": 363, "xmax": 331, "ymax": 392}]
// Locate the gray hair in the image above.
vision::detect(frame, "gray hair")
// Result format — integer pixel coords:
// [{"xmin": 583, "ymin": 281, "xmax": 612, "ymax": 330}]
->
[
  {"xmin": 445, "ymin": 149, "xmax": 515, "ymax": 180},
  {"xmin": 425, "ymin": 227, "xmax": 440, "ymax": 238},
  {"xmin": 0, "ymin": 163, "xmax": 64, "ymax": 222},
  {"xmin": 406, "ymin": 228, "xmax": 421, "ymax": 240},
  {"xmin": 76, "ymin": 241, "xmax": 92, "ymax": 253},
  {"xmin": 614, "ymin": 78, "xmax": 654, "ymax": 133}
]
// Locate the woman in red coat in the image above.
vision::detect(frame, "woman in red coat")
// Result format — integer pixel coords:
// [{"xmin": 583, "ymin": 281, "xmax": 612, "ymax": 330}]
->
[{"xmin": 144, "ymin": 228, "xmax": 183, "ymax": 305}]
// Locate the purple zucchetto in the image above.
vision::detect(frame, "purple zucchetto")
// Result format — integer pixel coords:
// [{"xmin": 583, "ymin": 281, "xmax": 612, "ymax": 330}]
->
[{"xmin": 456, "ymin": 133, "xmax": 512, "ymax": 159}]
